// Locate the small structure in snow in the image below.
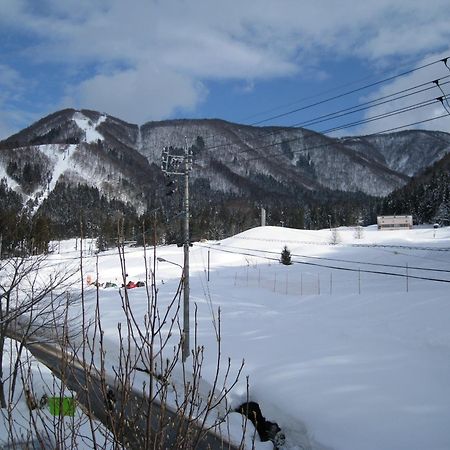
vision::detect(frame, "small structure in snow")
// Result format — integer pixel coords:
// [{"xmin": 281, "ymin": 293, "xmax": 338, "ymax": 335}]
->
[{"xmin": 377, "ymin": 215, "xmax": 413, "ymax": 230}]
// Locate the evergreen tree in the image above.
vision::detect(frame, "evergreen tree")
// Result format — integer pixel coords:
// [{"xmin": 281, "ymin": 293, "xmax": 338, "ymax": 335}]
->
[
  {"xmin": 433, "ymin": 200, "xmax": 450, "ymax": 225},
  {"xmin": 280, "ymin": 246, "xmax": 292, "ymax": 265}
]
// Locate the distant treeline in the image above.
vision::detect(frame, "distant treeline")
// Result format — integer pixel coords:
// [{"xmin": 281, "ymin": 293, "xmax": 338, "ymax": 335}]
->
[{"xmin": 1, "ymin": 155, "xmax": 449, "ymax": 257}]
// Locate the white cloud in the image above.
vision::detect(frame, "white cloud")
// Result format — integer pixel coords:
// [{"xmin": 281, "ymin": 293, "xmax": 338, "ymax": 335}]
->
[
  {"xmin": 0, "ymin": 108, "xmax": 39, "ymax": 140},
  {"xmin": 0, "ymin": 65, "xmax": 33, "ymax": 139},
  {"xmin": 67, "ymin": 63, "xmax": 206, "ymax": 123},
  {"xmin": 0, "ymin": 112, "xmax": 16, "ymax": 139},
  {"xmin": 1, "ymin": 0, "xmax": 450, "ymax": 129},
  {"xmin": 356, "ymin": 50, "xmax": 450, "ymax": 135}
]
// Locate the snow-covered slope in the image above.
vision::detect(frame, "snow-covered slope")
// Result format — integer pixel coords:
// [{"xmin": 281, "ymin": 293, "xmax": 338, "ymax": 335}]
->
[
  {"xmin": 140, "ymin": 119, "xmax": 409, "ymax": 196},
  {"xmin": 1, "ymin": 109, "xmax": 449, "ymax": 214},
  {"xmin": 0, "ymin": 109, "xmax": 154, "ymax": 212},
  {"xmin": 340, "ymin": 130, "xmax": 450, "ymax": 176},
  {"xmin": 72, "ymin": 111, "xmax": 106, "ymax": 143},
  {"xmin": 39, "ymin": 224, "xmax": 450, "ymax": 450}
]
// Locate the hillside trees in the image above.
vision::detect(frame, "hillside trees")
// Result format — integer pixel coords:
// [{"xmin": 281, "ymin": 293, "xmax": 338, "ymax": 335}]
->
[
  {"xmin": 0, "ymin": 180, "xmax": 51, "ymax": 257},
  {"xmin": 4, "ymin": 147, "xmax": 51, "ymax": 194},
  {"xmin": 433, "ymin": 199, "xmax": 450, "ymax": 225},
  {"xmin": 0, "ymin": 179, "xmax": 23, "ymax": 257},
  {"xmin": 380, "ymin": 161, "xmax": 450, "ymax": 224},
  {"xmin": 38, "ymin": 182, "xmax": 139, "ymax": 241}
]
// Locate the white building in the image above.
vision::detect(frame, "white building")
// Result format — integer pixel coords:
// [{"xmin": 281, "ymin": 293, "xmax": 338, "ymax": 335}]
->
[{"xmin": 377, "ymin": 215, "xmax": 413, "ymax": 230}]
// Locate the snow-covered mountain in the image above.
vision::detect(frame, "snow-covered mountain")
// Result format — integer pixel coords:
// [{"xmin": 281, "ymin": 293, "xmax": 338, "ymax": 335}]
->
[
  {"xmin": 0, "ymin": 108, "xmax": 449, "ymax": 212},
  {"xmin": 340, "ymin": 130, "xmax": 450, "ymax": 176},
  {"xmin": 0, "ymin": 109, "xmax": 157, "ymax": 213}
]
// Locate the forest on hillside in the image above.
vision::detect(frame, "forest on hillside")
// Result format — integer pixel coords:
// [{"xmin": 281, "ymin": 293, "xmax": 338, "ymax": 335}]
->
[{"xmin": 1, "ymin": 153, "xmax": 449, "ymax": 257}]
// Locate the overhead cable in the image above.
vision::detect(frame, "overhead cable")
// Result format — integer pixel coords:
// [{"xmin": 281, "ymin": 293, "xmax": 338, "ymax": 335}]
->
[
  {"xmin": 196, "ymin": 76, "xmax": 450, "ymax": 157},
  {"xmin": 433, "ymin": 79, "xmax": 450, "ymax": 109},
  {"xmin": 249, "ymin": 56, "xmax": 449, "ymax": 126},
  {"xmin": 294, "ymin": 78, "xmax": 450, "ymax": 129},
  {"xmin": 243, "ymin": 109, "xmax": 449, "ymax": 164},
  {"xmin": 209, "ymin": 242, "xmax": 450, "ymax": 273},
  {"xmin": 196, "ymin": 244, "xmax": 450, "ymax": 284},
  {"xmin": 191, "ymin": 55, "xmax": 450, "ymax": 152}
]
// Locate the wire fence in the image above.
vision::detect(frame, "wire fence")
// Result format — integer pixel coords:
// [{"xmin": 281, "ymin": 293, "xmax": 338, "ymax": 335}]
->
[{"xmin": 225, "ymin": 261, "xmax": 438, "ymax": 296}]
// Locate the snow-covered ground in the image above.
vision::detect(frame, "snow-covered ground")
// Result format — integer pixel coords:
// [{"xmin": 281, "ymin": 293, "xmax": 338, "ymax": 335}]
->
[
  {"xmin": 15, "ymin": 225, "xmax": 450, "ymax": 449},
  {"xmin": 73, "ymin": 111, "xmax": 106, "ymax": 143},
  {"xmin": 0, "ymin": 338, "xmax": 113, "ymax": 449}
]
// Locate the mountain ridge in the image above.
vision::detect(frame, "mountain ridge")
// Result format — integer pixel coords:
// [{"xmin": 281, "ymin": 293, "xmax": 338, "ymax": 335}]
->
[{"xmin": 1, "ymin": 108, "xmax": 449, "ymax": 215}]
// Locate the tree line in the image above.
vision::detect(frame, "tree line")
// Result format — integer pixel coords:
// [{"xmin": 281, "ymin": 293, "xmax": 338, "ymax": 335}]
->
[{"xmin": 1, "ymin": 151, "xmax": 448, "ymax": 258}]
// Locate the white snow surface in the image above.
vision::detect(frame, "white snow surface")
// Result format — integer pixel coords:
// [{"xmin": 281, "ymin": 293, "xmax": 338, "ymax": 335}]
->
[
  {"xmin": 0, "ymin": 166, "xmax": 20, "ymax": 192},
  {"xmin": 0, "ymin": 338, "xmax": 113, "ymax": 449},
  {"xmin": 30, "ymin": 144, "xmax": 77, "ymax": 211},
  {"xmin": 40, "ymin": 226, "xmax": 450, "ymax": 449},
  {"xmin": 73, "ymin": 111, "xmax": 105, "ymax": 143}
]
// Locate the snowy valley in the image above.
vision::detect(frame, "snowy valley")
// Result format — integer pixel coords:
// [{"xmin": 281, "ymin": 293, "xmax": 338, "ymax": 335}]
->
[{"xmin": 2, "ymin": 225, "xmax": 450, "ymax": 449}]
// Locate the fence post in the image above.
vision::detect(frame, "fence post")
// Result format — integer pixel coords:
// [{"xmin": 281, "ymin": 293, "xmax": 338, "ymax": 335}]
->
[
  {"xmin": 406, "ymin": 263, "xmax": 409, "ymax": 293},
  {"xmin": 330, "ymin": 272, "xmax": 333, "ymax": 295},
  {"xmin": 301, "ymin": 272, "xmax": 303, "ymax": 296},
  {"xmin": 358, "ymin": 268, "xmax": 361, "ymax": 295},
  {"xmin": 317, "ymin": 273, "xmax": 320, "ymax": 295}
]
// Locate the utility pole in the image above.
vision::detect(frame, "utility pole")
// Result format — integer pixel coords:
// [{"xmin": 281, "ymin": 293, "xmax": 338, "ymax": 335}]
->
[
  {"xmin": 182, "ymin": 137, "xmax": 190, "ymax": 362},
  {"xmin": 161, "ymin": 138, "xmax": 192, "ymax": 362}
]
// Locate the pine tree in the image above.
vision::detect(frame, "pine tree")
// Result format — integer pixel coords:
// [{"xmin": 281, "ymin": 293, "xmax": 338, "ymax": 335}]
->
[
  {"xmin": 433, "ymin": 200, "xmax": 450, "ymax": 225},
  {"xmin": 280, "ymin": 246, "xmax": 292, "ymax": 265}
]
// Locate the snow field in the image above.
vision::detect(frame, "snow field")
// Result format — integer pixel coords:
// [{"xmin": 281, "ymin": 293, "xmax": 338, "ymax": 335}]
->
[{"xmin": 38, "ymin": 225, "xmax": 450, "ymax": 449}]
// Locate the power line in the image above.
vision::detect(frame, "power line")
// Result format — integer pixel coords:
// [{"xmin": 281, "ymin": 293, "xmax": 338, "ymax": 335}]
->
[
  {"xmin": 240, "ymin": 57, "xmax": 450, "ymax": 125},
  {"xmin": 196, "ymin": 243, "xmax": 450, "ymax": 284},
  {"xmin": 317, "ymin": 96, "xmax": 446, "ymax": 135},
  {"xmin": 433, "ymin": 79, "xmax": 450, "ymax": 110},
  {"xmin": 188, "ymin": 92, "xmax": 449, "ymax": 170},
  {"xmin": 438, "ymin": 98, "xmax": 450, "ymax": 115},
  {"xmin": 230, "ymin": 235, "xmax": 450, "ymax": 252},
  {"xmin": 207, "ymin": 242, "xmax": 450, "ymax": 273},
  {"xmin": 242, "ymin": 111, "xmax": 450, "ymax": 164},
  {"xmin": 250, "ymin": 57, "xmax": 448, "ymax": 126},
  {"xmin": 187, "ymin": 55, "xmax": 450, "ymax": 154},
  {"xmin": 189, "ymin": 111, "xmax": 449, "ymax": 171},
  {"xmin": 293, "ymin": 78, "xmax": 450, "ymax": 129},
  {"xmin": 191, "ymin": 76, "xmax": 450, "ymax": 163}
]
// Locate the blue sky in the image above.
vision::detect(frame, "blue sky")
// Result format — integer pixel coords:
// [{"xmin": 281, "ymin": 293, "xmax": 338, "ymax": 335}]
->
[{"xmin": 1, "ymin": 0, "xmax": 450, "ymax": 139}]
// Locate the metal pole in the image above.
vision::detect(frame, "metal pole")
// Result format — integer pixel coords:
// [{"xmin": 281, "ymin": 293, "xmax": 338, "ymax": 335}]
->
[{"xmin": 182, "ymin": 137, "xmax": 190, "ymax": 363}]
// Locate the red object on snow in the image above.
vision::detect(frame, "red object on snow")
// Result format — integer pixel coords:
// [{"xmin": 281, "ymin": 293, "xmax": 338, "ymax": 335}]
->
[{"xmin": 126, "ymin": 281, "xmax": 137, "ymax": 289}]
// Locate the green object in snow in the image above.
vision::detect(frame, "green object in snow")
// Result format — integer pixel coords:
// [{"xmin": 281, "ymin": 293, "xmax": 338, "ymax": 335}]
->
[{"xmin": 48, "ymin": 397, "xmax": 76, "ymax": 416}]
